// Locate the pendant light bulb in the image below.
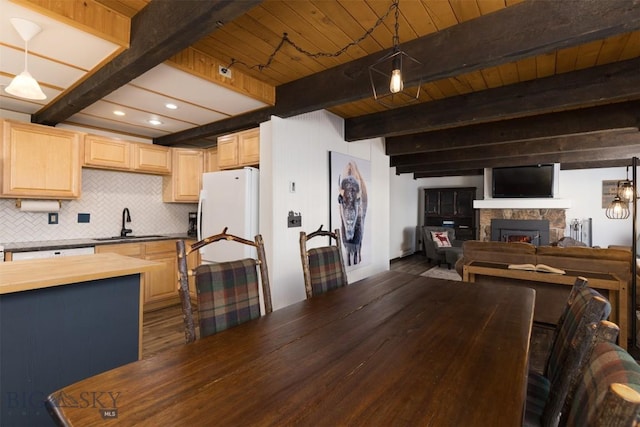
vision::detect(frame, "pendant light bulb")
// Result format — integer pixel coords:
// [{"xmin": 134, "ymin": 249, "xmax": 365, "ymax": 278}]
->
[
  {"xmin": 390, "ymin": 69, "xmax": 403, "ymax": 94},
  {"xmin": 389, "ymin": 53, "xmax": 403, "ymax": 94}
]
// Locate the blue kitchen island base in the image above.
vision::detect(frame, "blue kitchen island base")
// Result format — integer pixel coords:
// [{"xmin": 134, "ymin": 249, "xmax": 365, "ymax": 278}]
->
[{"xmin": 1, "ymin": 274, "xmax": 140, "ymax": 427}]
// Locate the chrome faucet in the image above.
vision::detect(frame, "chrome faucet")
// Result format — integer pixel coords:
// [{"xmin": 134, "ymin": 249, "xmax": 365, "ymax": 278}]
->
[{"xmin": 120, "ymin": 208, "xmax": 132, "ymax": 237}]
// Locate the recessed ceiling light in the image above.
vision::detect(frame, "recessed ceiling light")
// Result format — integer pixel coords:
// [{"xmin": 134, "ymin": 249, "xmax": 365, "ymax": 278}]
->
[
  {"xmin": 148, "ymin": 118, "xmax": 163, "ymax": 126},
  {"xmin": 113, "ymin": 110, "xmax": 125, "ymax": 116},
  {"xmin": 165, "ymin": 103, "xmax": 178, "ymax": 110}
]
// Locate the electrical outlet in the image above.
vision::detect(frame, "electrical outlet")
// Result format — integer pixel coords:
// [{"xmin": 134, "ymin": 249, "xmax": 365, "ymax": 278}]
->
[
  {"xmin": 219, "ymin": 65, "xmax": 232, "ymax": 78},
  {"xmin": 287, "ymin": 211, "xmax": 302, "ymax": 228},
  {"xmin": 48, "ymin": 213, "xmax": 58, "ymax": 224}
]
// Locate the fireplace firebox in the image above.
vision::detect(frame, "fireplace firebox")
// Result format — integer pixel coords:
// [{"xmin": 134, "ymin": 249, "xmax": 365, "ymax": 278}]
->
[{"xmin": 490, "ymin": 219, "xmax": 550, "ymax": 246}]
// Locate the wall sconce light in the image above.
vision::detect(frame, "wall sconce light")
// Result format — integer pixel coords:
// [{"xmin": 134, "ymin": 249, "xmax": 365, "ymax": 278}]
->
[{"xmin": 368, "ymin": 0, "xmax": 422, "ymax": 108}]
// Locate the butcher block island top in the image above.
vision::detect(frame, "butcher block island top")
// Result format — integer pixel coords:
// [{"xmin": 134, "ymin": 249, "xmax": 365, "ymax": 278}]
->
[{"xmin": 0, "ymin": 252, "xmax": 162, "ymax": 294}]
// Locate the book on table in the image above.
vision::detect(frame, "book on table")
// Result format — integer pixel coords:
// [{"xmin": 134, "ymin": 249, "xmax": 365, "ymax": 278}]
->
[{"xmin": 507, "ymin": 263, "xmax": 566, "ymax": 274}]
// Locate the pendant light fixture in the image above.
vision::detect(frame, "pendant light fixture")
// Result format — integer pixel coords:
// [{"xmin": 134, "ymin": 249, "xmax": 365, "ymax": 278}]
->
[
  {"xmin": 606, "ymin": 194, "xmax": 630, "ymax": 219},
  {"xmin": 368, "ymin": 0, "xmax": 422, "ymax": 108},
  {"xmin": 5, "ymin": 18, "xmax": 47, "ymax": 101},
  {"xmin": 619, "ymin": 166, "xmax": 635, "ymax": 202}
]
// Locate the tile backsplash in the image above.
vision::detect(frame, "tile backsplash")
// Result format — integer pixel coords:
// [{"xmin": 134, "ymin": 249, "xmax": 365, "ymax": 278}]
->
[{"xmin": 0, "ymin": 169, "xmax": 197, "ymax": 243}]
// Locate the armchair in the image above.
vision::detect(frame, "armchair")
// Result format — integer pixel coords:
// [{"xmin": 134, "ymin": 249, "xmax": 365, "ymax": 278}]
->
[{"xmin": 422, "ymin": 226, "xmax": 463, "ymax": 268}]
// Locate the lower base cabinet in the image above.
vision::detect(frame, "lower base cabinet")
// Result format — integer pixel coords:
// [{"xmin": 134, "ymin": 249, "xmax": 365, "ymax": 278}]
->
[{"xmin": 96, "ymin": 240, "xmax": 194, "ymax": 311}]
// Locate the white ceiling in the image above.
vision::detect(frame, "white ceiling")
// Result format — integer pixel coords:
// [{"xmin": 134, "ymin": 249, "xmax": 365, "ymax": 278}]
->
[{"xmin": 0, "ymin": 0, "xmax": 268, "ymax": 143}]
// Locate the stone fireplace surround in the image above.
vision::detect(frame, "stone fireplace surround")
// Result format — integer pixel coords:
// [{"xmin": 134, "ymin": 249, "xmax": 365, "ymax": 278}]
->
[{"xmin": 479, "ymin": 209, "xmax": 566, "ymax": 245}]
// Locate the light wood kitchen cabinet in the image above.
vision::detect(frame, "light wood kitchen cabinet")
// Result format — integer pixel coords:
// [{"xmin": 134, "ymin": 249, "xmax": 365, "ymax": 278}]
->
[
  {"xmin": 143, "ymin": 240, "xmax": 179, "ymax": 311},
  {"xmin": 217, "ymin": 134, "xmax": 238, "ymax": 169},
  {"xmin": 83, "ymin": 134, "xmax": 171, "ymax": 175},
  {"xmin": 96, "ymin": 240, "xmax": 179, "ymax": 311},
  {"xmin": 238, "ymin": 128, "xmax": 260, "ymax": 166},
  {"xmin": 1, "ymin": 119, "xmax": 82, "ymax": 199},
  {"xmin": 132, "ymin": 143, "xmax": 171, "ymax": 175},
  {"xmin": 95, "ymin": 242, "xmax": 143, "ymax": 258},
  {"xmin": 84, "ymin": 134, "xmax": 131, "ymax": 170},
  {"xmin": 204, "ymin": 147, "xmax": 219, "ymax": 172},
  {"xmin": 217, "ymin": 128, "xmax": 259, "ymax": 170},
  {"xmin": 163, "ymin": 148, "xmax": 203, "ymax": 203}
]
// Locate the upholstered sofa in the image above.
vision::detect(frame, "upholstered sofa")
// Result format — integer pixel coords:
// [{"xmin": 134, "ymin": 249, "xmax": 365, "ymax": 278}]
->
[{"xmin": 455, "ymin": 240, "xmax": 632, "ymax": 326}]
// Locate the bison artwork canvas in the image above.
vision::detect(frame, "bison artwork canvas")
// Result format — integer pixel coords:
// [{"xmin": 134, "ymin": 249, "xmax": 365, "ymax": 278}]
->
[{"xmin": 330, "ymin": 152, "xmax": 371, "ymax": 269}]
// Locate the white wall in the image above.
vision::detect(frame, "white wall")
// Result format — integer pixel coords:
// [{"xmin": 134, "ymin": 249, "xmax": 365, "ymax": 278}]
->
[
  {"xmin": 389, "ymin": 168, "xmax": 420, "ymax": 259},
  {"xmin": 559, "ymin": 167, "xmax": 633, "ymax": 247},
  {"xmin": 260, "ymin": 110, "xmax": 389, "ymax": 310}
]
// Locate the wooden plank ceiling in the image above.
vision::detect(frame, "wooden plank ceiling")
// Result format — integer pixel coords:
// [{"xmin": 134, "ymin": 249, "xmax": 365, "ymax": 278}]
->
[{"xmin": 33, "ymin": 0, "xmax": 640, "ymax": 177}]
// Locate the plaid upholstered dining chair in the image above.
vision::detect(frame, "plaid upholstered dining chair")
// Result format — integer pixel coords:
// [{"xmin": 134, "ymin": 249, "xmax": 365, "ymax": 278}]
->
[
  {"xmin": 299, "ymin": 225, "xmax": 348, "ymax": 299},
  {"xmin": 176, "ymin": 227, "xmax": 272, "ymax": 344},
  {"xmin": 566, "ymin": 340, "xmax": 640, "ymax": 426},
  {"xmin": 524, "ymin": 277, "xmax": 614, "ymax": 427}
]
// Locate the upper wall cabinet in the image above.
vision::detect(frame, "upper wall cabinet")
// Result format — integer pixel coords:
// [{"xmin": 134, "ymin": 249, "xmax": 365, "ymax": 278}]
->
[
  {"xmin": 204, "ymin": 147, "xmax": 219, "ymax": 172},
  {"xmin": 84, "ymin": 135, "xmax": 171, "ymax": 175},
  {"xmin": 163, "ymin": 148, "xmax": 203, "ymax": 203},
  {"xmin": 1, "ymin": 119, "xmax": 82, "ymax": 199},
  {"xmin": 217, "ymin": 128, "xmax": 259, "ymax": 170},
  {"xmin": 132, "ymin": 143, "xmax": 171, "ymax": 175},
  {"xmin": 84, "ymin": 135, "xmax": 131, "ymax": 171}
]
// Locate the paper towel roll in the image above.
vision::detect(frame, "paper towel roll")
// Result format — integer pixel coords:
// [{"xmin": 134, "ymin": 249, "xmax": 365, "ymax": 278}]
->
[{"xmin": 18, "ymin": 200, "xmax": 61, "ymax": 212}]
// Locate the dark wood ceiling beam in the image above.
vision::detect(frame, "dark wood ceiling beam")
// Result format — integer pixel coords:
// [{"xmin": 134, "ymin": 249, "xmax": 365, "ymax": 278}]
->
[
  {"xmin": 391, "ymin": 130, "xmax": 640, "ymax": 168},
  {"xmin": 348, "ymin": 56, "xmax": 640, "ymax": 142},
  {"xmin": 154, "ymin": 107, "xmax": 274, "ymax": 147},
  {"xmin": 32, "ymin": 0, "xmax": 263, "ymax": 126},
  {"xmin": 385, "ymin": 101, "xmax": 640, "ymax": 156},
  {"xmin": 276, "ymin": 0, "xmax": 640, "ymax": 119},
  {"xmin": 397, "ymin": 144, "xmax": 640, "ymax": 175},
  {"xmin": 561, "ymin": 160, "xmax": 633, "ymax": 170},
  {"xmin": 394, "ymin": 132, "xmax": 640, "ymax": 174},
  {"xmin": 411, "ymin": 170, "xmax": 483, "ymax": 179}
]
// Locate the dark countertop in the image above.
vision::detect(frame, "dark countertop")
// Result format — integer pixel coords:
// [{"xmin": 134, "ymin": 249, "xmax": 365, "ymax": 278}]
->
[{"xmin": 2, "ymin": 233, "xmax": 195, "ymax": 253}]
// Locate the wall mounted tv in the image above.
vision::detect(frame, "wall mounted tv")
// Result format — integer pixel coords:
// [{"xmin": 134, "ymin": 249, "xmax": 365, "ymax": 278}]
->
[{"xmin": 492, "ymin": 164, "xmax": 555, "ymax": 198}]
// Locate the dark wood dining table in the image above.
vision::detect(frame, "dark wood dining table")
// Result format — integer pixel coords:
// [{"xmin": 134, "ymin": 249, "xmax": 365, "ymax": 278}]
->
[{"xmin": 46, "ymin": 270, "xmax": 535, "ymax": 426}]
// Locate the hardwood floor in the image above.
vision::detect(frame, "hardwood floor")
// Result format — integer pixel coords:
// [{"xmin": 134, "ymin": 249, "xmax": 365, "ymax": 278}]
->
[
  {"xmin": 142, "ymin": 304, "xmax": 191, "ymax": 358},
  {"xmin": 142, "ymin": 252, "xmax": 553, "ymax": 373}
]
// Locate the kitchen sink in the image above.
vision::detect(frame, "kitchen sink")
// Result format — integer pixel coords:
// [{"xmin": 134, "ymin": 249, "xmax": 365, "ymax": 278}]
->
[{"xmin": 93, "ymin": 235, "xmax": 167, "ymax": 242}]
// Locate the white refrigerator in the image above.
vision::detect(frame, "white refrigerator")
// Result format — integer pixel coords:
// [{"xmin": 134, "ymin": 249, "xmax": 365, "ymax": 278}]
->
[{"xmin": 197, "ymin": 167, "xmax": 259, "ymax": 263}]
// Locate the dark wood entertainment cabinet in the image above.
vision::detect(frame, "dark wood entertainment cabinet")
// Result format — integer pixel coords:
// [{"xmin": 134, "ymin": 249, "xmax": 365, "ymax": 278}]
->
[{"xmin": 423, "ymin": 187, "xmax": 477, "ymax": 240}]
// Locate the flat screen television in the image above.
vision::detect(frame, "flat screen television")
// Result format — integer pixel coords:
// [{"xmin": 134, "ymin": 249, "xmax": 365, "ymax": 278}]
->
[{"xmin": 492, "ymin": 164, "xmax": 554, "ymax": 198}]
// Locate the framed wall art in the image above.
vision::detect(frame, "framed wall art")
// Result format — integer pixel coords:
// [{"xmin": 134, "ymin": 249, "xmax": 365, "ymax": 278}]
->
[{"xmin": 329, "ymin": 151, "xmax": 371, "ymax": 270}]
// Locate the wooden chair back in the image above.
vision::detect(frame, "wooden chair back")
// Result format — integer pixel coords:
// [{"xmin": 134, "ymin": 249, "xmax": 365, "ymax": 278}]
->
[
  {"xmin": 566, "ymin": 340, "xmax": 640, "ymax": 427},
  {"xmin": 551, "ymin": 320, "xmax": 619, "ymax": 426},
  {"xmin": 299, "ymin": 225, "xmax": 348, "ymax": 299},
  {"xmin": 176, "ymin": 227, "xmax": 272, "ymax": 344},
  {"xmin": 545, "ymin": 277, "xmax": 612, "ymax": 380},
  {"xmin": 525, "ymin": 277, "xmax": 614, "ymax": 427}
]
